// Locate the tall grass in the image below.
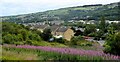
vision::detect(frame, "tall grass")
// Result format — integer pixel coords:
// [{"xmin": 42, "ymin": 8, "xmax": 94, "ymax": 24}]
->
[{"xmin": 2, "ymin": 44, "xmax": 120, "ymax": 60}]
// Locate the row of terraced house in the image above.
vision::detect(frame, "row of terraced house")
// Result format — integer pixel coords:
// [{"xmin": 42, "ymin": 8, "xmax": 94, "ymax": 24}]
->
[{"xmin": 29, "ymin": 24, "xmax": 74, "ymax": 41}]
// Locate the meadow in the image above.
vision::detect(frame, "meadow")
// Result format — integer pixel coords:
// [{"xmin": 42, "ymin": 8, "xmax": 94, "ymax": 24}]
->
[{"xmin": 2, "ymin": 44, "xmax": 120, "ymax": 60}]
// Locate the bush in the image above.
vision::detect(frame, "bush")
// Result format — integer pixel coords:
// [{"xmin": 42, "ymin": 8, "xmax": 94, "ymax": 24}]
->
[
  {"xmin": 104, "ymin": 32, "xmax": 120, "ymax": 55},
  {"xmin": 13, "ymin": 42, "xmax": 24, "ymax": 45},
  {"xmin": 41, "ymin": 28, "xmax": 52, "ymax": 41},
  {"xmin": 79, "ymin": 42, "xmax": 92, "ymax": 46},
  {"xmin": 103, "ymin": 45, "xmax": 111, "ymax": 53},
  {"xmin": 2, "ymin": 22, "xmax": 43, "ymax": 45},
  {"xmin": 2, "ymin": 34, "xmax": 14, "ymax": 44},
  {"xmin": 86, "ymin": 43, "xmax": 92, "ymax": 46},
  {"xmin": 88, "ymin": 33, "xmax": 97, "ymax": 37},
  {"xmin": 55, "ymin": 38, "xmax": 66, "ymax": 44},
  {"xmin": 70, "ymin": 37, "xmax": 79, "ymax": 45},
  {"xmin": 26, "ymin": 40, "xmax": 33, "ymax": 45},
  {"xmin": 70, "ymin": 36, "xmax": 93, "ymax": 46}
]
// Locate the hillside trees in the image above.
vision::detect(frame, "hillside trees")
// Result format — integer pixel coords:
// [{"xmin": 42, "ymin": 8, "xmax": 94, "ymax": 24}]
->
[
  {"xmin": 3, "ymin": 34, "xmax": 14, "ymax": 44},
  {"xmin": 2, "ymin": 22, "xmax": 42, "ymax": 45},
  {"xmin": 1, "ymin": 2, "xmax": 120, "ymax": 23}
]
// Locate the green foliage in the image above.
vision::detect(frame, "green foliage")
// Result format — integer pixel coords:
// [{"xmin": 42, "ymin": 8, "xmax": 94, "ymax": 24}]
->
[
  {"xmin": 55, "ymin": 38, "xmax": 66, "ymax": 44},
  {"xmin": 109, "ymin": 22, "xmax": 120, "ymax": 31},
  {"xmin": 84, "ymin": 24, "xmax": 96, "ymax": 36},
  {"xmin": 2, "ymin": 34, "xmax": 14, "ymax": 44},
  {"xmin": 80, "ymin": 42, "xmax": 92, "ymax": 46},
  {"xmin": 99, "ymin": 16, "xmax": 106, "ymax": 32},
  {"xmin": 17, "ymin": 34, "xmax": 23, "ymax": 41},
  {"xmin": 20, "ymin": 29, "xmax": 28, "ymax": 41},
  {"xmin": 41, "ymin": 28, "xmax": 52, "ymax": 41},
  {"xmin": 70, "ymin": 36, "xmax": 92, "ymax": 46},
  {"xmin": 28, "ymin": 31, "xmax": 41, "ymax": 41},
  {"xmin": 77, "ymin": 40, "xmax": 93, "ymax": 46},
  {"xmin": 2, "ymin": 22, "xmax": 42, "ymax": 45},
  {"xmin": 70, "ymin": 37, "xmax": 78, "ymax": 45},
  {"xmin": 88, "ymin": 33, "xmax": 97, "ymax": 37},
  {"xmin": 104, "ymin": 32, "xmax": 120, "ymax": 55}
]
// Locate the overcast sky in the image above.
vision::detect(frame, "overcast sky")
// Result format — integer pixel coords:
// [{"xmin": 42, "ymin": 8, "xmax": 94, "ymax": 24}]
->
[{"xmin": 0, "ymin": 0, "xmax": 119, "ymax": 16}]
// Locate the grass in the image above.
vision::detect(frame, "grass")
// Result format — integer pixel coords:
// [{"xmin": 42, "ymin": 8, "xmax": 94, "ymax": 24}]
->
[
  {"xmin": 70, "ymin": 42, "xmax": 103, "ymax": 51},
  {"xmin": 2, "ymin": 48, "xmax": 38, "ymax": 60},
  {"xmin": 14, "ymin": 41, "xmax": 68, "ymax": 48},
  {"xmin": 2, "ymin": 47, "xmax": 104, "ymax": 60},
  {"xmin": 33, "ymin": 41, "xmax": 68, "ymax": 48},
  {"xmin": 2, "ymin": 44, "xmax": 119, "ymax": 60}
]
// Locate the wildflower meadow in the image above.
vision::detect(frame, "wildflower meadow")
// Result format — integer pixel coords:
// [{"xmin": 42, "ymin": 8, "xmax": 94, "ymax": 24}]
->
[{"xmin": 2, "ymin": 44, "xmax": 120, "ymax": 60}]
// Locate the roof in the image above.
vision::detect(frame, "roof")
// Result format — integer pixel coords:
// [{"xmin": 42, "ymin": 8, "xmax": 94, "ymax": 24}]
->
[
  {"xmin": 33, "ymin": 24, "xmax": 48, "ymax": 29},
  {"xmin": 56, "ymin": 26, "xmax": 69, "ymax": 32},
  {"xmin": 46, "ymin": 25, "xmax": 60, "ymax": 32}
]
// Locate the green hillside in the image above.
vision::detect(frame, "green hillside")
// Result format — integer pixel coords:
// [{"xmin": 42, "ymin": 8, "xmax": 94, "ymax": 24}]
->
[{"xmin": 1, "ymin": 2, "xmax": 120, "ymax": 23}]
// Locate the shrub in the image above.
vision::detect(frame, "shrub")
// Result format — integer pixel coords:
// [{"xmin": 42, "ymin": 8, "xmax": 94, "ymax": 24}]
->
[
  {"xmin": 2, "ymin": 22, "xmax": 43, "ymax": 45},
  {"xmin": 79, "ymin": 42, "xmax": 92, "ymax": 46},
  {"xmin": 104, "ymin": 32, "xmax": 120, "ymax": 55},
  {"xmin": 55, "ymin": 38, "xmax": 66, "ymax": 44},
  {"xmin": 86, "ymin": 42, "xmax": 92, "ymax": 46},
  {"xmin": 26, "ymin": 40, "xmax": 33, "ymax": 45},
  {"xmin": 2, "ymin": 34, "xmax": 14, "ymax": 44},
  {"xmin": 41, "ymin": 28, "xmax": 52, "ymax": 41},
  {"xmin": 88, "ymin": 33, "xmax": 97, "ymax": 37}
]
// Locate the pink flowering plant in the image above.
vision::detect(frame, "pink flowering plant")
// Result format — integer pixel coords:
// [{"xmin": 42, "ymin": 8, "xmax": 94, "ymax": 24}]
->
[{"xmin": 2, "ymin": 44, "xmax": 120, "ymax": 60}]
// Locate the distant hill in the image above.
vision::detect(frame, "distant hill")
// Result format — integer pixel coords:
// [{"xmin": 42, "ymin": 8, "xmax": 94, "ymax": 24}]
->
[{"xmin": 1, "ymin": 2, "xmax": 120, "ymax": 23}]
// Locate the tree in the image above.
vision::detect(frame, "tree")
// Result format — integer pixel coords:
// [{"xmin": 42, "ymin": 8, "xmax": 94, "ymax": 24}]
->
[
  {"xmin": 99, "ymin": 16, "xmax": 106, "ymax": 33},
  {"xmin": 110, "ymin": 22, "xmax": 120, "ymax": 31},
  {"xmin": 2, "ymin": 22, "xmax": 44, "ymax": 45},
  {"xmin": 28, "ymin": 31, "xmax": 41, "ymax": 41},
  {"xmin": 84, "ymin": 24, "xmax": 96, "ymax": 36},
  {"xmin": 95, "ymin": 30, "xmax": 104, "ymax": 40},
  {"xmin": 41, "ymin": 29, "xmax": 52, "ymax": 41},
  {"xmin": 74, "ymin": 30, "xmax": 83, "ymax": 36},
  {"xmin": 104, "ymin": 32, "xmax": 120, "ymax": 55},
  {"xmin": 2, "ymin": 34, "xmax": 14, "ymax": 44},
  {"xmin": 55, "ymin": 38, "xmax": 66, "ymax": 44},
  {"xmin": 20, "ymin": 29, "xmax": 28, "ymax": 41},
  {"xmin": 94, "ymin": 16, "xmax": 107, "ymax": 40},
  {"xmin": 17, "ymin": 34, "xmax": 23, "ymax": 41},
  {"xmin": 70, "ymin": 36, "xmax": 84, "ymax": 45}
]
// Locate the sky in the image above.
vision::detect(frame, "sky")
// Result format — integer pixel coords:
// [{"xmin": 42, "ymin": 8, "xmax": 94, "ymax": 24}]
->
[{"xmin": 0, "ymin": 0, "xmax": 119, "ymax": 16}]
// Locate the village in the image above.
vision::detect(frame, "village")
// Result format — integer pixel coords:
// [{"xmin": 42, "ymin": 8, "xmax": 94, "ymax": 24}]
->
[
  {"xmin": 22, "ymin": 20, "xmax": 120, "ymax": 46},
  {"xmin": 2, "ymin": 0, "xmax": 120, "ymax": 60}
]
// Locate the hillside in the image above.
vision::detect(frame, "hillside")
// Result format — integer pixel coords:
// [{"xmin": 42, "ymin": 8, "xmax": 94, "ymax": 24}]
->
[{"xmin": 1, "ymin": 2, "xmax": 120, "ymax": 23}]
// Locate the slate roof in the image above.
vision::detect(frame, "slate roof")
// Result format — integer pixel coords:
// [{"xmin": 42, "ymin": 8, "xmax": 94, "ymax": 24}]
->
[
  {"xmin": 32, "ymin": 24, "xmax": 69, "ymax": 33},
  {"xmin": 46, "ymin": 25, "xmax": 60, "ymax": 32},
  {"xmin": 33, "ymin": 25, "xmax": 48, "ymax": 29},
  {"xmin": 56, "ymin": 26, "xmax": 69, "ymax": 32}
]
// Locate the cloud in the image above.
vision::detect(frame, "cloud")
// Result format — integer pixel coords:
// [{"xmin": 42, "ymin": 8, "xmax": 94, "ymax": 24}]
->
[{"xmin": 0, "ymin": 0, "xmax": 119, "ymax": 16}]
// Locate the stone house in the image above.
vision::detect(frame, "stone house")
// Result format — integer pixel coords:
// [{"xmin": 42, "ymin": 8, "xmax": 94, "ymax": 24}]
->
[
  {"xmin": 53, "ymin": 26, "xmax": 74, "ymax": 41},
  {"xmin": 31, "ymin": 25, "xmax": 74, "ymax": 41}
]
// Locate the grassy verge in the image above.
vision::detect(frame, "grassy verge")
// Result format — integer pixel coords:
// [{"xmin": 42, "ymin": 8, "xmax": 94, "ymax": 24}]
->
[{"xmin": 2, "ymin": 46, "xmax": 104, "ymax": 60}]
